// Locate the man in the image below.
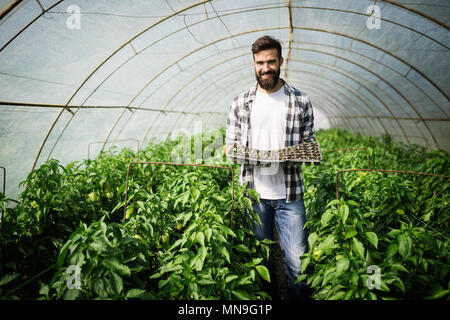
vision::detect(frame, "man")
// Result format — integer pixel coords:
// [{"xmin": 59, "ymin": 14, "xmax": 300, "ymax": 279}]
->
[{"xmin": 225, "ymin": 35, "xmax": 316, "ymax": 300}]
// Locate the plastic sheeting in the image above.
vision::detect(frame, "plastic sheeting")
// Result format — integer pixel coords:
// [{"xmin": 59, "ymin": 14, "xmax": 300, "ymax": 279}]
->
[{"xmin": 0, "ymin": 0, "xmax": 449, "ymax": 201}]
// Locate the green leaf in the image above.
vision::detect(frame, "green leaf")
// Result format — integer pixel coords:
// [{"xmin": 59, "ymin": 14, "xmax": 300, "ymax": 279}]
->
[
  {"xmin": 347, "ymin": 200, "xmax": 359, "ymax": 207},
  {"xmin": 391, "ymin": 263, "xmax": 409, "ymax": 273},
  {"xmin": 248, "ymin": 208, "xmax": 261, "ymax": 226},
  {"xmin": 392, "ymin": 276, "xmax": 406, "ymax": 294},
  {"xmin": 397, "ymin": 234, "xmax": 412, "ymax": 258},
  {"xmin": 213, "ymin": 194, "xmax": 227, "ymax": 202},
  {"xmin": 137, "ymin": 201, "xmax": 145, "ymax": 212},
  {"xmin": 247, "ymin": 190, "xmax": 260, "ymax": 203},
  {"xmin": 110, "ymin": 271, "xmax": 123, "ymax": 294},
  {"xmin": 295, "ymin": 274, "xmax": 308, "ymax": 284},
  {"xmin": 57, "ymin": 237, "xmax": 72, "ymax": 269},
  {"xmin": 182, "ymin": 191, "xmax": 190, "ymax": 205},
  {"xmin": 308, "ymin": 232, "xmax": 319, "ymax": 249},
  {"xmin": 352, "ymin": 237, "xmax": 365, "ymax": 259},
  {"xmin": 225, "ymin": 275, "xmax": 239, "ymax": 283},
  {"xmin": 169, "ymin": 238, "xmax": 185, "ymax": 251},
  {"xmin": 89, "ymin": 240, "xmax": 104, "ymax": 252},
  {"xmin": 326, "ymin": 199, "xmax": 340, "ymax": 208},
  {"xmin": 102, "ymin": 258, "xmax": 131, "ymax": 276},
  {"xmin": 344, "ymin": 289, "xmax": 354, "ymax": 300},
  {"xmin": 0, "ymin": 273, "xmax": 20, "ymax": 287},
  {"xmin": 345, "ymin": 229, "xmax": 358, "ymax": 239},
  {"xmin": 220, "ymin": 246, "xmax": 230, "ymax": 263},
  {"xmin": 198, "ymin": 278, "xmax": 216, "ymax": 285},
  {"xmin": 321, "ymin": 209, "xmax": 334, "ymax": 227},
  {"xmin": 236, "ymin": 229, "xmax": 245, "ymax": 242},
  {"xmin": 339, "ymin": 204, "xmax": 349, "ymax": 224},
  {"xmin": 126, "ymin": 289, "xmax": 146, "ymax": 299},
  {"xmin": 322, "ymin": 269, "xmax": 336, "ymax": 286},
  {"xmin": 300, "ymin": 256, "xmax": 310, "ymax": 274},
  {"xmin": 386, "ymin": 243, "xmax": 398, "ymax": 259},
  {"xmin": 316, "ymin": 234, "xmax": 335, "ymax": 252},
  {"xmin": 368, "ymin": 291, "xmax": 377, "ymax": 300},
  {"xmin": 420, "ymin": 211, "xmax": 432, "ymax": 222},
  {"xmin": 64, "ymin": 289, "xmax": 81, "ymax": 300},
  {"xmin": 182, "ymin": 212, "xmax": 193, "ymax": 226},
  {"xmin": 365, "ymin": 232, "xmax": 378, "ymax": 249},
  {"xmin": 335, "ymin": 257, "xmax": 350, "ymax": 277},
  {"xmin": 232, "ymin": 290, "xmax": 251, "ymax": 300},
  {"xmin": 196, "ymin": 232, "xmax": 205, "ymax": 247},
  {"xmin": 92, "ymin": 278, "xmax": 107, "ymax": 297},
  {"xmin": 205, "ymin": 228, "xmax": 212, "ymax": 243},
  {"xmin": 426, "ymin": 287, "xmax": 449, "ymax": 299},
  {"xmin": 245, "ymin": 258, "xmax": 263, "ymax": 268},
  {"xmin": 233, "ymin": 244, "xmax": 251, "ymax": 254},
  {"xmin": 329, "ymin": 290, "xmax": 345, "ymax": 300},
  {"xmin": 255, "ymin": 265, "xmax": 270, "ymax": 282},
  {"xmin": 192, "ymin": 188, "xmax": 201, "ymax": 203}
]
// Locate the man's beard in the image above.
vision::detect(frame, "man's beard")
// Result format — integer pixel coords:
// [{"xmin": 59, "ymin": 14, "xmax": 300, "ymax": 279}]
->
[{"xmin": 255, "ymin": 68, "xmax": 281, "ymax": 90}]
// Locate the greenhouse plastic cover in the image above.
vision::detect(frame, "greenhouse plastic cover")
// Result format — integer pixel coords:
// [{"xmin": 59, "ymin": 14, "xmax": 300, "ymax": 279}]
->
[{"xmin": 0, "ymin": 0, "xmax": 449, "ymax": 201}]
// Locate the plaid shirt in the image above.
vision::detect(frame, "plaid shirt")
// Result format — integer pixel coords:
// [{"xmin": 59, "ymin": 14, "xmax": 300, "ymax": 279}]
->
[{"xmin": 225, "ymin": 79, "xmax": 316, "ymax": 202}]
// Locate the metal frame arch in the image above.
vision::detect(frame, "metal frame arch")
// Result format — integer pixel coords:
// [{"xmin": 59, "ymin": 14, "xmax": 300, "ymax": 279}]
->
[
  {"xmin": 123, "ymin": 25, "xmax": 448, "ymax": 148},
  {"xmin": 156, "ymin": 41, "xmax": 446, "ymax": 124},
  {"xmin": 11, "ymin": 1, "xmax": 445, "ymax": 169},
  {"xmin": 287, "ymin": 59, "xmax": 434, "ymax": 147},
  {"xmin": 289, "ymin": 42, "xmax": 449, "ymax": 118},
  {"xmin": 202, "ymin": 72, "xmax": 379, "ymax": 136},
  {"xmin": 292, "ymin": 82, "xmax": 385, "ymax": 138},
  {"xmin": 290, "ymin": 4, "xmax": 449, "ymax": 49},
  {"xmin": 170, "ymin": 54, "xmax": 398, "ymax": 140},
  {"xmin": 173, "ymin": 67, "xmax": 377, "ymax": 139},
  {"xmin": 116, "ymin": 28, "xmax": 289, "ymax": 147},
  {"xmin": 30, "ymin": 0, "xmax": 212, "ymax": 170},
  {"xmin": 0, "ymin": 0, "xmax": 65, "ymax": 52},
  {"xmin": 181, "ymin": 62, "xmax": 396, "ymax": 141},
  {"xmin": 290, "ymin": 78, "xmax": 382, "ymax": 137},
  {"xmin": 291, "ymin": 27, "xmax": 448, "ymax": 102},
  {"xmin": 381, "ymin": 0, "xmax": 450, "ymax": 30},
  {"xmin": 138, "ymin": 46, "xmax": 380, "ymax": 143},
  {"xmin": 139, "ymin": 64, "xmax": 248, "ymax": 147},
  {"xmin": 3, "ymin": 1, "xmax": 446, "ymax": 121},
  {"xmin": 182, "ymin": 47, "xmax": 391, "ymax": 117},
  {"xmin": 131, "ymin": 28, "xmax": 443, "ymax": 149},
  {"xmin": 177, "ymin": 75, "xmax": 361, "ymax": 138},
  {"xmin": 93, "ymin": 9, "xmax": 449, "ymax": 151},
  {"xmin": 170, "ymin": 68, "xmax": 365, "ymax": 138},
  {"xmin": 134, "ymin": 38, "xmax": 447, "ymax": 144},
  {"xmin": 110, "ymin": 45, "xmax": 256, "ymax": 145},
  {"xmin": 272, "ymin": 82, "xmax": 367, "ymax": 135},
  {"xmin": 59, "ymin": 24, "xmax": 444, "ymax": 161},
  {"xmin": 198, "ymin": 84, "xmax": 346, "ymax": 135}
]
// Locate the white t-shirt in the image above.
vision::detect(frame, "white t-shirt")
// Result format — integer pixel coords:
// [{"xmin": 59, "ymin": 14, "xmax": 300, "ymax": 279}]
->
[{"xmin": 249, "ymin": 86, "xmax": 287, "ymax": 200}]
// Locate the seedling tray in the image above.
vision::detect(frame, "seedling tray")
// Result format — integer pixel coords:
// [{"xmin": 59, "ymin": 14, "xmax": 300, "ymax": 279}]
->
[{"xmin": 227, "ymin": 141, "xmax": 323, "ymax": 164}]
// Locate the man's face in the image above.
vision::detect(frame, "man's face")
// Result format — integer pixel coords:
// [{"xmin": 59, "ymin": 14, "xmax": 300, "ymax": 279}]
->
[{"xmin": 253, "ymin": 48, "xmax": 283, "ymax": 91}]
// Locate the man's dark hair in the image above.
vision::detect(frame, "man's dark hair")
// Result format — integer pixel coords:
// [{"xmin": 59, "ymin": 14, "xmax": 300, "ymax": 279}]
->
[{"xmin": 251, "ymin": 35, "xmax": 282, "ymax": 60}]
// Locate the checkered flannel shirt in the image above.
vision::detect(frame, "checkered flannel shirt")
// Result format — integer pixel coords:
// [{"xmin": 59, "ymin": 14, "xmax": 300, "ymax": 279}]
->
[{"xmin": 225, "ymin": 79, "xmax": 316, "ymax": 202}]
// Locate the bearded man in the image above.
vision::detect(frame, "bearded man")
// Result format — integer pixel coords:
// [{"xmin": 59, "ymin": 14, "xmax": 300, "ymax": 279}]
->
[{"xmin": 225, "ymin": 35, "xmax": 316, "ymax": 300}]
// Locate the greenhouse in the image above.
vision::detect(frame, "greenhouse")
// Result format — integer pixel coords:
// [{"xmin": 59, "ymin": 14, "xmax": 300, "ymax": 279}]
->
[{"xmin": 0, "ymin": 0, "xmax": 448, "ymax": 303}]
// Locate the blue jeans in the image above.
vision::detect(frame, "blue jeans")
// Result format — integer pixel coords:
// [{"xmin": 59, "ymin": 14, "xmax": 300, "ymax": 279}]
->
[{"xmin": 250, "ymin": 198, "xmax": 309, "ymax": 299}]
